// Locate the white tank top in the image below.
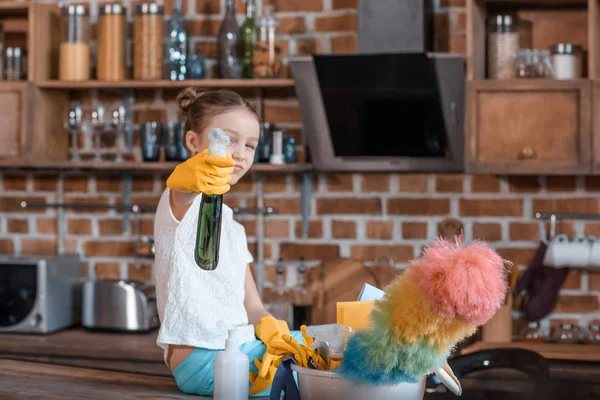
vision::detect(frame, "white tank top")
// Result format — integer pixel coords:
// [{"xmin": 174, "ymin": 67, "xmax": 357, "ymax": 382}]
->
[{"xmin": 153, "ymin": 188, "xmax": 256, "ymax": 362}]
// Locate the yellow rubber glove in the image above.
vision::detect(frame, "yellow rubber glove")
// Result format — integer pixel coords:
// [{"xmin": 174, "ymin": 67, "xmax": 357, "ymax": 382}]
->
[
  {"xmin": 255, "ymin": 316, "xmax": 291, "ymax": 378},
  {"xmin": 249, "ymin": 358, "xmax": 277, "ymax": 395},
  {"xmin": 166, "ymin": 149, "xmax": 235, "ymax": 195},
  {"xmin": 269, "ymin": 334, "xmax": 328, "ymax": 371},
  {"xmin": 300, "ymin": 325, "xmax": 313, "ymax": 348}
]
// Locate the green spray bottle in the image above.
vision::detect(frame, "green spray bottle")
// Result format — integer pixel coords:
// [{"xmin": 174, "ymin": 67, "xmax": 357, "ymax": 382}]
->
[{"xmin": 194, "ymin": 128, "xmax": 231, "ymax": 270}]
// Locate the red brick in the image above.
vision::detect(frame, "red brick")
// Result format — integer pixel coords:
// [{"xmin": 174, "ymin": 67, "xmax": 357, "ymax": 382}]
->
[
  {"xmin": 195, "ymin": 40, "xmax": 218, "ymax": 59},
  {"xmin": 0, "ymin": 196, "xmax": 46, "ymax": 213},
  {"xmin": 133, "ymin": 175, "xmax": 155, "ymax": 192},
  {"xmin": 496, "ymin": 247, "xmax": 537, "ymax": 266},
  {"xmin": 64, "ymin": 176, "xmax": 89, "ymax": 192},
  {"xmin": 84, "ymin": 241, "xmax": 133, "ymax": 257},
  {"xmin": 436, "ymin": 174, "xmax": 463, "ymax": 192},
  {"xmin": 229, "ymin": 174, "xmax": 254, "ymax": 193},
  {"xmin": 584, "ymin": 222, "xmax": 600, "ymax": 237},
  {"xmin": 449, "ymin": 34, "xmax": 465, "ymax": 52},
  {"xmin": 128, "ymin": 263, "xmax": 153, "ymax": 281},
  {"xmin": 239, "ymin": 219, "xmax": 257, "ymax": 237},
  {"xmin": 280, "ymin": 16, "xmax": 306, "ymax": 34},
  {"xmin": 473, "ymin": 223, "xmax": 502, "ymax": 241},
  {"xmin": 63, "ymin": 196, "xmax": 111, "ymax": 213},
  {"xmin": 533, "ymin": 198, "xmax": 598, "ymax": 215},
  {"xmin": 562, "ymin": 270, "xmax": 581, "ymax": 290},
  {"xmin": 351, "ymin": 245, "xmax": 414, "ymax": 263},
  {"xmin": 398, "ymin": 175, "xmax": 428, "ymax": 192},
  {"xmin": 508, "ymin": 176, "xmax": 541, "ymax": 193},
  {"xmin": 402, "ymin": 222, "xmax": 428, "ymax": 239},
  {"xmin": 272, "ymin": 0, "xmax": 322, "ymax": 12},
  {"xmin": 440, "ymin": 0, "xmax": 465, "ymax": 7},
  {"xmin": 22, "ymin": 239, "xmax": 57, "ymax": 256},
  {"xmin": 280, "ymin": 243, "xmax": 339, "ymax": 260},
  {"xmin": 99, "ymin": 219, "xmax": 125, "ymax": 236},
  {"xmin": 265, "ymin": 175, "xmax": 288, "ymax": 193},
  {"xmin": 547, "ymin": 176, "xmax": 576, "ymax": 192},
  {"xmin": 68, "ymin": 219, "xmax": 92, "ymax": 235},
  {"xmin": 332, "ymin": 0, "xmax": 356, "ymax": 9},
  {"xmin": 194, "ymin": 0, "xmax": 219, "ymax": 13},
  {"xmin": 130, "ymin": 219, "xmax": 154, "ymax": 236},
  {"xmin": 459, "ymin": 199, "xmax": 523, "ymax": 217},
  {"xmin": 456, "ymin": 11, "xmax": 467, "ymax": 31},
  {"xmin": 33, "ymin": 175, "xmax": 58, "ymax": 192},
  {"xmin": 327, "ymin": 174, "xmax": 354, "ymax": 192},
  {"xmin": 554, "ymin": 295, "xmax": 599, "ymax": 313},
  {"xmin": 264, "ymin": 104, "xmax": 301, "ymax": 123},
  {"xmin": 366, "ymin": 221, "xmax": 393, "ymax": 240},
  {"xmin": 264, "ymin": 198, "xmax": 301, "ymax": 214},
  {"xmin": 331, "ymin": 35, "xmax": 357, "ymax": 53},
  {"xmin": 388, "ymin": 198, "xmax": 450, "ymax": 216},
  {"xmin": 2, "ymin": 174, "xmax": 27, "ymax": 191},
  {"xmin": 248, "ymin": 241, "xmax": 272, "ymax": 260},
  {"xmin": 332, "ymin": 220, "xmax": 356, "ymax": 238},
  {"xmin": 294, "ymin": 220, "xmax": 323, "ymax": 238},
  {"xmin": 95, "ymin": 262, "xmax": 121, "ymax": 279},
  {"xmin": 361, "ymin": 174, "xmax": 390, "ymax": 192},
  {"xmin": 125, "ymin": 195, "xmax": 161, "ymax": 211},
  {"xmin": 95, "ymin": 176, "xmax": 120, "ymax": 192},
  {"xmin": 0, "ymin": 239, "xmax": 14, "ymax": 253},
  {"xmin": 295, "ymin": 38, "xmax": 324, "ymax": 56},
  {"xmin": 317, "ymin": 198, "xmax": 381, "ymax": 215},
  {"xmin": 7, "ymin": 219, "xmax": 28, "ymax": 233},
  {"xmin": 315, "ymin": 14, "xmax": 357, "ymax": 32},
  {"xmin": 585, "ymin": 176, "xmax": 600, "ymax": 192},
  {"xmin": 265, "ymin": 220, "xmax": 290, "ymax": 238},
  {"xmin": 135, "ymin": 108, "xmax": 168, "ymax": 124},
  {"xmin": 509, "ymin": 222, "xmax": 538, "ymax": 241},
  {"xmin": 433, "ymin": 13, "xmax": 449, "ymax": 33},
  {"xmin": 471, "ymin": 175, "xmax": 501, "ymax": 192},
  {"xmin": 589, "ymin": 272, "xmax": 600, "ymax": 290},
  {"xmin": 36, "ymin": 218, "xmax": 57, "ymax": 235}
]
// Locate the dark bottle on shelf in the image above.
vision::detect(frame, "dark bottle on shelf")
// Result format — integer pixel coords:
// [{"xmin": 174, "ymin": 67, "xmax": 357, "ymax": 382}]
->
[
  {"xmin": 165, "ymin": 0, "xmax": 188, "ymax": 80},
  {"xmin": 240, "ymin": 0, "xmax": 257, "ymax": 79},
  {"xmin": 217, "ymin": 0, "xmax": 242, "ymax": 78},
  {"xmin": 292, "ymin": 257, "xmax": 311, "ymax": 330}
]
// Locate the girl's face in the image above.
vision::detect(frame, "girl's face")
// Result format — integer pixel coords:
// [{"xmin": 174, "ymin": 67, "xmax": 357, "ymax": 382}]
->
[{"xmin": 186, "ymin": 109, "xmax": 260, "ymax": 185}]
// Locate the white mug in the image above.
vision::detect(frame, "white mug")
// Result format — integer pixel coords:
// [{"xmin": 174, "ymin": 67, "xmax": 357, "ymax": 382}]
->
[
  {"xmin": 567, "ymin": 234, "xmax": 591, "ymax": 267},
  {"xmin": 543, "ymin": 234, "xmax": 569, "ymax": 267},
  {"xmin": 589, "ymin": 236, "xmax": 600, "ymax": 267}
]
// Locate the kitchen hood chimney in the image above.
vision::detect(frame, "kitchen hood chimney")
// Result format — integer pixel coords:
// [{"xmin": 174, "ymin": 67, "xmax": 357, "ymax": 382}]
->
[{"xmin": 289, "ymin": 1, "xmax": 465, "ymax": 173}]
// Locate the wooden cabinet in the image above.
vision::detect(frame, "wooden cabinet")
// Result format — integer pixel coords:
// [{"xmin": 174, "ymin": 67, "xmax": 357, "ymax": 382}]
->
[
  {"xmin": 0, "ymin": 83, "xmax": 30, "ymax": 162},
  {"xmin": 466, "ymin": 79, "xmax": 592, "ymax": 175}
]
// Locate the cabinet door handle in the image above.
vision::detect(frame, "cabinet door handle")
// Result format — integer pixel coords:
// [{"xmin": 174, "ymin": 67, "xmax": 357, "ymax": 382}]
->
[{"xmin": 519, "ymin": 147, "xmax": 537, "ymax": 160}]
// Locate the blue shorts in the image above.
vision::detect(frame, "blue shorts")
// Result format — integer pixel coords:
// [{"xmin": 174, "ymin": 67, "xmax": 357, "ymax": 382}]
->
[{"xmin": 172, "ymin": 330, "xmax": 304, "ymax": 397}]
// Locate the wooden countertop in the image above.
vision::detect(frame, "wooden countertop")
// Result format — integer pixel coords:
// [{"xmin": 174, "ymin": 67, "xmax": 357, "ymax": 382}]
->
[{"xmin": 460, "ymin": 341, "xmax": 600, "ymax": 362}]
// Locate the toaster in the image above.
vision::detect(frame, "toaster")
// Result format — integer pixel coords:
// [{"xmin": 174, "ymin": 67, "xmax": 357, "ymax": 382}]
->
[
  {"xmin": 82, "ymin": 279, "xmax": 159, "ymax": 332},
  {"xmin": 0, "ymin": 254, "xmax": 82, "ymax": 334}
]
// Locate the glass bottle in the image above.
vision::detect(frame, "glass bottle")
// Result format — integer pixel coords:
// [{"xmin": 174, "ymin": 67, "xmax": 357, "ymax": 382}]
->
[
  {"xmin": 134, "ymin": 3, "xmax": 164, "ymax": 80},
  {"xmin": 519, "ymin": 321, "xmax": 545, "ymax": 343},
  {"xmin": 254, "ymin": 5, "xmax": 281, "ymax": 78},
  {"xmin": 165, "ymin": 0, "xmax": 188, "ymax": 81},
  {"xmin": 241, "ymin": 0, "xmax": 257, "ymax": 79},
  {"xmin": 270, "ymin": 259, "xmax": 291, "ymax": 324},
  {"xmin": 217, "ymin": 0, "xmax": 242, "ymax": 79},
  {"xmin": 59, "ymin": 5, "xmax": 90, "ymax": 81},
  {"xmin": 552, "ymin": 323, "xmax": 581, "ymax": 344},
  {"xmin": 292, "ymin": 257, "xmax": 311, "ymax": 330},
  {"xmin": 584, "ymin": 323, "xmax": 600, "ymax": 345},
  {"xmin": 487, "ymin": 14, "xmax": 519, "ymax": 79}
]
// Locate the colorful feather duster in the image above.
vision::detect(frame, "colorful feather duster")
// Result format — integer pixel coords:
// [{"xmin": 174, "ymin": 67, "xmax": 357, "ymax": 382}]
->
[{"xmin": 337, "ymin": 237, "xmax": 509, "ymax": 385}]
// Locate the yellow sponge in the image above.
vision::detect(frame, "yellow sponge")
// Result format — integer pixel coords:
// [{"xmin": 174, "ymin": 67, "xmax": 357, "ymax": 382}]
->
[{"xmin": 336, "ymin": 300, "xmax": 375, "ymax": 331}]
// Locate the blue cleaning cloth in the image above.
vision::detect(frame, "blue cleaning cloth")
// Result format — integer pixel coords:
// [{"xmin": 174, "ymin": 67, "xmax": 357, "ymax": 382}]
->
[{"xmin": 270, "ymin": 355, "xmax": 301, "ymax": 400}]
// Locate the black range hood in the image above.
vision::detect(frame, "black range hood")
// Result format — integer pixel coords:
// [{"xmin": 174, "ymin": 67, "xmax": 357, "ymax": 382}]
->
[{"xmin": 289, "ymin": 52, "xmax": 465, "ymax": 173}]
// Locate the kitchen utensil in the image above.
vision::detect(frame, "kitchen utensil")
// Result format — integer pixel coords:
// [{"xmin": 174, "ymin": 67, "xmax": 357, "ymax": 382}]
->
[
  {"xmin": 91, "ymin": 106, "xmax": 105, "ymax": 162},
  {"xmin": 140, "ymin": 121, "xmax": 161, "ymax": 161},
  {"xmin": 82, "ymin": 279, "xmax": 159, "ymax": 332},
  {"xmin": 111, "ymin": 104, "xmax": 127, "ymax": 162},
  {"xmin": 5, "ymin": 47, "xmax": 26, "ymax": 80},
  {"xmin": 162, "ymin": 121, "xmax": 186, "ymax": 161},
  {"xmin": 64, "ymin": 102, "xmax": 83, "ymax": 161}
]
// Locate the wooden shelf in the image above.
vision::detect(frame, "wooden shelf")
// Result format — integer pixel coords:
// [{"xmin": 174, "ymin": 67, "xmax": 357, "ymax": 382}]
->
[
  {"xmin": 0, "ymin": 160, "xmax": 312, "ymax": 174},
  {"xmin": 460, "ymin": 341, "xmax": 600, "ymax": 362},
  {"xmin": 37, "ymin": 79, "xmax": 296, "ymax": 90}
]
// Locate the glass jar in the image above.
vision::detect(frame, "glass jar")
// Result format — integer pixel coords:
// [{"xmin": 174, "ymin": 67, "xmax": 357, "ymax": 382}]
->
[
  {"xmin": 519, "ymin": 321, "xmax": 546, "ymax": 342},
  {"xmin": 550, "ymin": 43, "xmax": 583, "ymax": 80},
  {"xmin": 552, "ymin": 323, "xmax": 581, "ymax": 344},
  {"xmin": 134, "ymin": 3, "xmax": 163, "ymax": 80},
  {"xmin": 217, "ymin": 0, "xmax": 242, "ymax": 78},
  {"xmin": 97, "ymin": 4, "xmax": 126, "ymax": 81},
  {"xmin": 59, "ymin": 5, "xmax": 90, "ymax": 81},
  {"xmin": 5, "ymin": 47, "xmax": 26, "ymax": 80},
  {"xmin": 487, "ymin": 14, "xmax": 519, "ymax": 79},
  {"xmin": 254, "ymin": 5, "xmax": 282, "ymax": 78},
  {"xmin": 515, "ymin": 49, "xmax": 553, "ymax": 78},
  {"xmin": 584, "ymin": 323, "xmax": 600, "ymax": 345}
]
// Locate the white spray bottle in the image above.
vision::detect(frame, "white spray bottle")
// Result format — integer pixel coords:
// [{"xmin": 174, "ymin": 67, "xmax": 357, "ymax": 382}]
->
[{"xmin": 214, "ymin": 328, "xmax": 249, "ymax": 400}]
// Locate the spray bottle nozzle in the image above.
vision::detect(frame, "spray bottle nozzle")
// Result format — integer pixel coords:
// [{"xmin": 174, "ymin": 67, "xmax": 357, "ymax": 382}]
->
[
  {"xmin": 208, "ymin": 128, "xmax": 231, "ymax": 157},
  {"xmin": 305, "ymin": 324, "xmax": 353, "ymax": 356}
]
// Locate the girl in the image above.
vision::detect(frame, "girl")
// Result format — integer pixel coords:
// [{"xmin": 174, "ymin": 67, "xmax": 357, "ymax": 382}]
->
[{"xmin": 153, "ymin": 88, "xmax": 302, "ymax": 397}]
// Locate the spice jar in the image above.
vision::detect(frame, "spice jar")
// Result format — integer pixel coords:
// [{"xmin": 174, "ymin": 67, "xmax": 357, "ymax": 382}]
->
[
  {"xmin": 550, "ymin": 43, "xmax": 583, "ymax": 80},
  {"xmin": 59, "ymin": 5, "xmax": 90, "ymax": 81},
  {"xmin": 584, "ymin": 323, "xmax": 600, "ymax": 345},
  {"xmin": 5, "ymin": 47, "xmax": 26, "ymax": 80},
  {"xmin": 516, "ymin": 49, "xmax": 553, "ymax": 78},
  {"xmin": 488, "ymin": 14, "xmax": 519, "ymax": 79},
  {"xmin": 519, "ymin": 321, "xmax": 546, "ymax": 342},
  {"xmin": 254, "ymin": 5, "xmax": 282, "ymax": 78},
  {"xmin": 97, "ymin": 4, "xmax": 126, "ymax": 81},
  {"xmin": 552, "ymin": 323, "xmax": 581, "ymax": 344},
  {"xmin": 134, "ymin": 3, "xmax": 163, "ymax": 80}
]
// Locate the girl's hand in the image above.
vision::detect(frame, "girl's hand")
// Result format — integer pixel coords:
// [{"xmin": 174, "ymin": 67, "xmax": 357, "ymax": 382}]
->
[{"xmin": 166, "ymin": 149, "xmax": 235, "ymax": 195}]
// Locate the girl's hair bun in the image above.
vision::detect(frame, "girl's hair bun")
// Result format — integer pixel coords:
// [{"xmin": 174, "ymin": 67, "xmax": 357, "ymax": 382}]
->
[{"xmin": 177, "ymin": 87, "xmax": 201, "ymax": 113}]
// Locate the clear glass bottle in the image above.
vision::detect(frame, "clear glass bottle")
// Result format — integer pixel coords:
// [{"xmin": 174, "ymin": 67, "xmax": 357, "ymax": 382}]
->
[
  {"xmin": 254, "ymin": 5, "xmax": 282, "ymax": 78},
  {"xmin": 241, "ymin": 0, "xmax": 257, "ymax": 79},
  {"xmin": 487, "ymin": 14, "xmax": 519, "ymax": 79},
  {"xmin": 552, "ymin": 323, "xmax": 581, "ymax": 344},
  {"xmin": 134, "ymin": 3, "xmax": 164, "ymax": 80},
  {"xmin": 519, "ymin": 321, "xmax": 545, "ymax": 343},
  {"xmin": 217, "ymin": 0, "xmax": 242, "ymax": 79},
  {"xmin": 270, "ymin": 258, "xmax": 290, "ymax": 323},
  {"xmin": 59, "ymin": 5, "xmax": 90, "ymax": 81},
  {"xmin": 165, "ymin": 0, "xmax": 188, "ymax": 81},
  {"xmin": 584, "ymin": 323, "xmax": 600, "ymax": 345},
  {"xmin": 292, "ymin": 257, "xmax": 311, "ymax": 330},
  {"xmin": 97, "ymin": 4, "xmax": 126, "ymax": 81}
]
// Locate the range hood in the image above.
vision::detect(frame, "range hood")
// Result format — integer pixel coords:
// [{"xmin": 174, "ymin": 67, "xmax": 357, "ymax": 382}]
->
[{"xmin": 288, "ymin": 0, "xmax": 465, "ymax": 173}]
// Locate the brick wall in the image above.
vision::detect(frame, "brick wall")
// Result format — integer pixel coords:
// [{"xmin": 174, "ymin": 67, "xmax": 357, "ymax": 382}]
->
[{"xmin": 1, "ymin": 0, "xmax": 599, "ymax": 330}]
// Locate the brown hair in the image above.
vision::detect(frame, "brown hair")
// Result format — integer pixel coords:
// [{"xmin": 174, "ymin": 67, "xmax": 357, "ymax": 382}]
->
[{"xmin": 176, "ymin": 88, "xmax": 260, "ymax": 152}]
